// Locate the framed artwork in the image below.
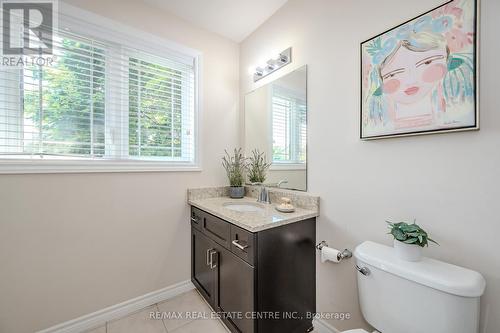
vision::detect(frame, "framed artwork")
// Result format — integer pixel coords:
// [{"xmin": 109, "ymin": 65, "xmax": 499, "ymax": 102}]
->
[{"xmin": 360, "ymin": 0, "xmax": 479, "ymax": 140}]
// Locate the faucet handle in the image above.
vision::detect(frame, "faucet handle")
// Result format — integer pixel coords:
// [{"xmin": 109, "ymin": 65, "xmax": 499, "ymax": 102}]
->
[
  {"xmin": 257, "ymin": 184, "xmax": 271, "ymax": 204},
  {"xmin": 277, "ymin": 179, "xmax": 289, "ymax": 187}
]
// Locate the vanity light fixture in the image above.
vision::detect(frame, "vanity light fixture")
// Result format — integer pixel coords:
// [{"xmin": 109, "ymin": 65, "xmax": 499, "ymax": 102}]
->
[
  {"xmin": 253, "ymin": 47, "xmax": 292, "ymax": 82},
  {"xmin": 255, "ymin": 67, "xmax": 264, "ymax": 77},
  {"xmin": 266, "ymin": 60, "xmax": 276, "ymax": 71}
]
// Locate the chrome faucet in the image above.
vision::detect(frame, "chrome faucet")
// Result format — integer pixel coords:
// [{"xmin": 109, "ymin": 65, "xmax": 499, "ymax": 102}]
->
[
  {"xmin": 253, "ymin": 182, "xmax": 271, "ymax": 204},
  {"xmin": 277, "ymin": 179, "xmax": 289, "ymax": 188}
]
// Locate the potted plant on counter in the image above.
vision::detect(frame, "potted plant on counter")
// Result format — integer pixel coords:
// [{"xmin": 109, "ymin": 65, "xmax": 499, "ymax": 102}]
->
[
  {"xmin": 246, "ymin": 149, "xmax": 271, "ymax": 184},
  {"xmin": 222, "ymin": 148, "xmax": 246, "ymax": 199},
  {"xmin": 387, "ymin": 220, "xmax": 439, "ymax": 261}
]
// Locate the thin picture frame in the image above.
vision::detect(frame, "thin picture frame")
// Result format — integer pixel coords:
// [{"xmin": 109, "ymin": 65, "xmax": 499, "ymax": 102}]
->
[{"xmin": 360, "ymin": 0, "xmax": 480, "ymax": 140}]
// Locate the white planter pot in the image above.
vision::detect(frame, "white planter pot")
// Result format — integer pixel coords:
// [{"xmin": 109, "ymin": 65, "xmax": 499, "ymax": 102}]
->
[{"xmin": 394, "ymin": 239, "xmax": 423, "ymax": 262}]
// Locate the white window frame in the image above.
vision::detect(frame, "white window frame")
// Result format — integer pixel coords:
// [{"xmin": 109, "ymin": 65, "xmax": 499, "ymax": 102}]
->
[{"xmin": 0, "ymin": 3, "xmax": 202, "ymax": 174}]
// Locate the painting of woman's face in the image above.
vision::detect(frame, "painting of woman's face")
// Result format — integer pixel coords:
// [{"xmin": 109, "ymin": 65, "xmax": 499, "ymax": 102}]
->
[
  {"xmin": 380, "ymin": 46, "xmax": 448, "ymax": 105},
  {"xmin": 361, "ymin": 0, "xmax": 477, "ymax": 139}
]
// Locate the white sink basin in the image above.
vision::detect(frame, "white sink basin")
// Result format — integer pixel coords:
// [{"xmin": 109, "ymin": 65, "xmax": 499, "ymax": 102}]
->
[{"xmin": 223, "ymin": 202, "xmax": 265, "ymax": 213}]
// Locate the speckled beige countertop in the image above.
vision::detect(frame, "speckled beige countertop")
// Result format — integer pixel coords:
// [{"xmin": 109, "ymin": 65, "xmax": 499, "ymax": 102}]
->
[{"xmin": 187, "ymin": 186, "xmax": 319, "ymax": 232}]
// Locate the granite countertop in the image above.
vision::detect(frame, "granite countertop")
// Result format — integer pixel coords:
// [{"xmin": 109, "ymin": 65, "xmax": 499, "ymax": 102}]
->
[{"xmin": 187, "ymin": 186, "xmax": 319, "ymax": 232}]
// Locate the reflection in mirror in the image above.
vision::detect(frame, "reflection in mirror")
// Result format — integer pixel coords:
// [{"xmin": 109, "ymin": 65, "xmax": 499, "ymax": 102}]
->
[{"xmin": 244, "ymin": 65, "xmax": 307, "ymax": 191}]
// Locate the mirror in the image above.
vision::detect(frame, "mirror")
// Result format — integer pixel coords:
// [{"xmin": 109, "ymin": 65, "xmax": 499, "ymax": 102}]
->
[{"xmin": 244, "ymin": 65, "xmax": 307, "ymax": 191}]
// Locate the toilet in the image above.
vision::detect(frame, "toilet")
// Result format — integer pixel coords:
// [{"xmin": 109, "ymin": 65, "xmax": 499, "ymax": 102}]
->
[{"xmin": 342, "ymin": 241, "xmax": 486, "ymax": 333}]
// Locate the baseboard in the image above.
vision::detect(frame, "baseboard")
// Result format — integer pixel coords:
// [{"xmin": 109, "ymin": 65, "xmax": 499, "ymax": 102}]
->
[
  {"xmin": 37, "ymin": 280, "xmax": 195, "ymax": 333},
  {"xmin": 313, "ymin": 318, "xmax": 341, "ymax": 333},
  {"xmin": 37, "ymin": 280, "xmax": 342, "ymax": 333}
]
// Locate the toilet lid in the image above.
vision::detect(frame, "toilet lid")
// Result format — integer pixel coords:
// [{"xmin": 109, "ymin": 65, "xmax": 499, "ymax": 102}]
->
[{"xmin": 342, "ymin": 330, "xmax": 369, "ymax": 333}]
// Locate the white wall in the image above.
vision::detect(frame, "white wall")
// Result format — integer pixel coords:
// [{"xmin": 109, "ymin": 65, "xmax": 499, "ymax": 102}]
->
[
  {"xmin": 240, "ymin": 0, "xmax": 500, "ymax": 332},
  {"xmin": 0, "ymin": 1, "xmax": 239, "ymax": 332}
]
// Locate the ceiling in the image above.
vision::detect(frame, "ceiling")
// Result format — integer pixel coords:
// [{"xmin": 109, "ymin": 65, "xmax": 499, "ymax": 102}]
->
[{"xmin": 142, "ymin": 0, "xmax": 289, "ymax": 42}]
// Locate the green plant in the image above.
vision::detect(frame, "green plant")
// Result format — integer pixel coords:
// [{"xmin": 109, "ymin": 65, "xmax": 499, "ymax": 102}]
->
[
  {"xmin": 222, "ymin": 148, "xmax": 246, "ymax": 187},
  {"xmin": 246, "ymin": 149, "xmax": 271, "ymax": 184},
  {"xmin": 387, "ymin": 220, "xmax": 439, "ymax": 248}
]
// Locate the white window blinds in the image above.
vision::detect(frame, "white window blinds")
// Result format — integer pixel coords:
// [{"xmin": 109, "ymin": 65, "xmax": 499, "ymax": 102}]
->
[
  {"xmin": 271, "ymin": 85, "xmax": 306, "ymax": 164},
  {"xmin": 0, "ymin": 29, "xmax": 196, "ymax": 164},
  {"xmin": 128, "ymin": 54, "xmax": 194, "ymax": 160}
]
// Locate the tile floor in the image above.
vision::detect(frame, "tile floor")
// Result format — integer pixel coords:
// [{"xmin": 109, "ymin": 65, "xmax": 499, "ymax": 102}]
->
[{"xmin": 84, "ymin": 290, "xmax": 230, "ymax": 333}]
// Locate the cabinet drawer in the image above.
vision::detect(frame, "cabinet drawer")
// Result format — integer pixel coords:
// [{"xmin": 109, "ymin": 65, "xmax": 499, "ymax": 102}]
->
[
  {"xmin": 230, "ymin": 225, "xmax": 256, "ymax": 266},
  {"xmin": 203, "ymin": 213, "xmax": 231, "ymax": 249},
  {"xmin": 190, "ymin": 207, "xmax": 204, "ymax": 231}
]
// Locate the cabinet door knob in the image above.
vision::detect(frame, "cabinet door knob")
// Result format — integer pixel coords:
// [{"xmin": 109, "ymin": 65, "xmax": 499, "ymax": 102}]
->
[{"xmin": 232, "ymin": 240, "xmax": 249, "ymax": 251}]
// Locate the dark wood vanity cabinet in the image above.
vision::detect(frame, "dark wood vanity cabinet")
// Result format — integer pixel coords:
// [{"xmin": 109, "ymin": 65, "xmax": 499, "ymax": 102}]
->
[{"xmin": 190, "ymin": 206, "xmax": 316, "ymax": 333}]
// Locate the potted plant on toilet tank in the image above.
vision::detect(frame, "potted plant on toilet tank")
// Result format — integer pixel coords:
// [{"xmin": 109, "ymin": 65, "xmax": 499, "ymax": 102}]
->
[
  {"xmin": 222, "ymin": 148, "xmax": 246, "ymax": 199},
  {"xmin": 387, "ymin": 220, "xmax": 438, "ymax": 261}
]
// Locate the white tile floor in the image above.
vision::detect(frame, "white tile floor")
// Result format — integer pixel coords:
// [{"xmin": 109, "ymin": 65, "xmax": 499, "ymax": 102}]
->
[
  {"xmin": 84, "ymin": 289, "xmax": 319, "ymax": 333},
  {"xmin": 84, "ymin": 290, "xmax": 230, "ymax": 333}
]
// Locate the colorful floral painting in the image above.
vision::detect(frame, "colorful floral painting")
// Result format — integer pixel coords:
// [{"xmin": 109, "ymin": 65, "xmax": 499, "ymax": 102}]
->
[{"xmin": 361, "ymin": 0, "xmax": 478, "ymax": 139}]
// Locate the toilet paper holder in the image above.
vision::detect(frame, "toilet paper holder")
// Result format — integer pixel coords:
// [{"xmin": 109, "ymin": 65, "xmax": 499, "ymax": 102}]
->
[{"xmin": 316, "ymin": 241, "xmax": 353, "ymax": 262}]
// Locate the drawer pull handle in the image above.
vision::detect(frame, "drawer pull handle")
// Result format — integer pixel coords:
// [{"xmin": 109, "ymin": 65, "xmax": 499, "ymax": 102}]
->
[
  {"xmin": 209, "ymin": 250, "xmax": 218, "ymax": 269},
  {"xmin": 232, "ymin": 240, "xmax": 249, "ymax": 251},
  {"xmin": 206, "ymin": 249, "xmax": 212, "ymax": 266}
]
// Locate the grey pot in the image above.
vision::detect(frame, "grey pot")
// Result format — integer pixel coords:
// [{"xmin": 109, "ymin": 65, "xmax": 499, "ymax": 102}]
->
[{"xmin": 229, "ymin": 186, "xmax": 245, "ymax": 199}]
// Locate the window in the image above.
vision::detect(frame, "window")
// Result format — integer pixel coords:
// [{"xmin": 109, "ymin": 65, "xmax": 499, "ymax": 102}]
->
[
  {"xmin": 271, "ymin": 85, "xmax": 306, "ymax": 165},
  {"xmin": 0, "ymin": 10, "xmax": 197, "ymax": 172},
  {"xmin": 128, "ymin": 55, "xmax": 194, "ymax": 160},
  {"xmin": 13, "ymin": 35, "xmax": 107, "ymax": 157}
]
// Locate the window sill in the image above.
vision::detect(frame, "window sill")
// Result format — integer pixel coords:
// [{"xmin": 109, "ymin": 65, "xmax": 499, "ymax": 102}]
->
[
  {"xmin": 270, "ymin": 163, "xmax": 306, "ymax": 171},
  {"xmin": 0, "ymin": 160, "xmax": 202, "ymax": 174}
]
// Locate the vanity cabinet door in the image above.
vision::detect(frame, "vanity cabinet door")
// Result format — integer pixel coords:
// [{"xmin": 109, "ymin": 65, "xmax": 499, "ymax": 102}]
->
[
  {"xmin": 191, "ymin": 228, "xmax": 216, "ymax": 307},
  {"xmin": 214, "ymin": 244, "xmax": 255, "ymax": 333}
]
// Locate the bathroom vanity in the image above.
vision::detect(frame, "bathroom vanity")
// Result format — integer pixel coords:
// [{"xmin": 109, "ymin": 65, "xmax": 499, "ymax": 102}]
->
[{"xmin": 188, "ymin": 187, "xmax": 319, "ymax": 333}]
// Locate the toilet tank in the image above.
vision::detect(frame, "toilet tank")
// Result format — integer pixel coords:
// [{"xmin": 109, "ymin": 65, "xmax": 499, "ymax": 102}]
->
[{"xmin": 354, "ymin": 241, "xmax": 486, "ymax": 333}]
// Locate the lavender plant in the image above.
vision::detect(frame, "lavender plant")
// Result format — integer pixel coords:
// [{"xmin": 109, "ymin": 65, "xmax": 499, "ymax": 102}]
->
[
  {"xmin": 246, "ymin": 149, "xmax": 271, "ymax": 184},
  {"xmin": 222, "ymin": 148, "xmax": 246, "ymax": 187}
]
